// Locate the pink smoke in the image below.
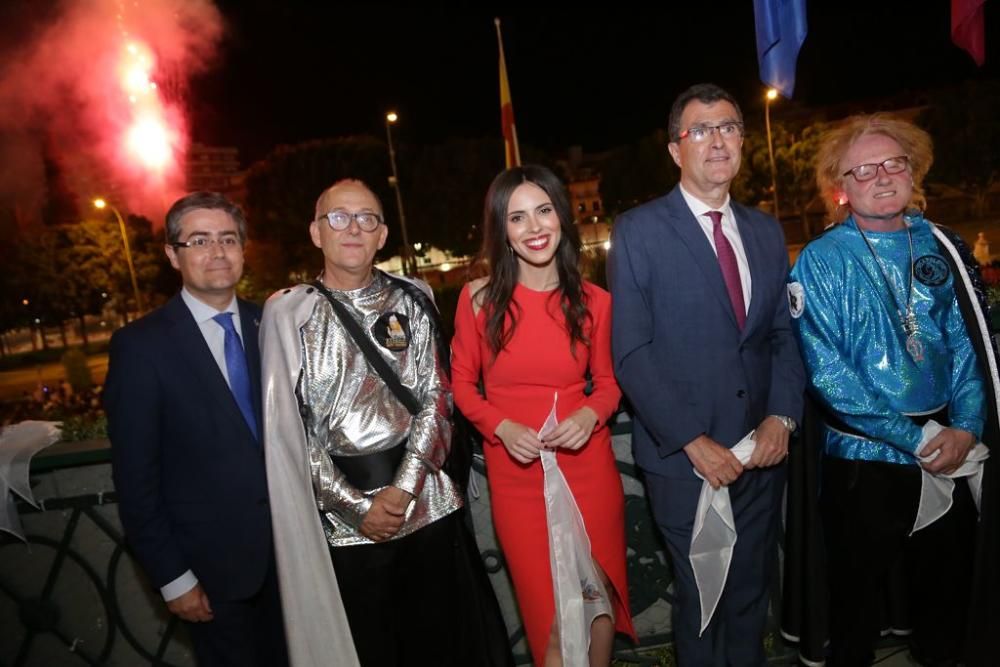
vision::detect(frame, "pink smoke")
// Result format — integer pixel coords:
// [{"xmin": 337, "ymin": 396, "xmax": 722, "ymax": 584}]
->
[{"xmin": 0, "ymin": 0, "xmax": 224, "ymax": 226}]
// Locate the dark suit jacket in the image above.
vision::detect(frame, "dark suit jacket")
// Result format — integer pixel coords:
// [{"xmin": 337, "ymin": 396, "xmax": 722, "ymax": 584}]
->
[
  {"xmin": 608, "ymin": 186, "xmax": 805, "ymax": 479},
  {"xmin": 105, "ymin": 293, "xmax": 272, "ymax": 601}
]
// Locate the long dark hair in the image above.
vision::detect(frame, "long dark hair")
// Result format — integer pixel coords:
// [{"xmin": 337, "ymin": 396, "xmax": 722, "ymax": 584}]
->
[{"xmin": 473, "ymin": 164, "xmax": 590, "ymax": 358}]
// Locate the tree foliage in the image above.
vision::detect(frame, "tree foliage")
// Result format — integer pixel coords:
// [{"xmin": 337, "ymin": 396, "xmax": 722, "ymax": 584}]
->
[
  {"xmin": 597, "ymin": 129, "xmax": 677, "ymax": 217},
  {"xmin": 923, "ymin": 80, "xmax": 1000, "ymax": 218},
  {"xmin": 4, "ymin": 215, "xmax": 166, "ymax": 345},
  {"xmin": 404, "ymin": 137, "xmax": 506, "ymax": 257},
  {"xmin": 243, "ymin": 136, "xmax": 392, "ymax": 281}
]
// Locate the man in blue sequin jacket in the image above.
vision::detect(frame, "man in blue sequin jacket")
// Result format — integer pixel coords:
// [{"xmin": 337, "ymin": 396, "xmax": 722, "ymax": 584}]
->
[{"xmin": 786, "ymin": 114, "xmax": 1000, "ymax": 666}]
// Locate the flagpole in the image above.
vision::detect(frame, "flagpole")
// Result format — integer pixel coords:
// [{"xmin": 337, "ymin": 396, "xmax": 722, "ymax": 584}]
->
[{"xmin": 495, "ymin": 17, "xmax": 521, "ymax": 168}]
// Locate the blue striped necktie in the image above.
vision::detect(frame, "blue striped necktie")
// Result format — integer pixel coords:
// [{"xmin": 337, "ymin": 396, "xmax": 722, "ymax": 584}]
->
[{"xmin": 212, "ymin": 312, "xmax": 258, "ymax": 441}]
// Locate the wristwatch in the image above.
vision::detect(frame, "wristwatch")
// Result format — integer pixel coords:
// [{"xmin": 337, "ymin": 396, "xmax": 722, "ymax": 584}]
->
[{"xmin": 770, "ymin": 414, "xmax": 797, "ymax": 433}]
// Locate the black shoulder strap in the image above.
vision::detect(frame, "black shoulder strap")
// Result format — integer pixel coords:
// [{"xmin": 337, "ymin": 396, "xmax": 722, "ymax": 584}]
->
[{"xmin": 310, "ymin": 280, "xmax": 421, "ymax": 416}]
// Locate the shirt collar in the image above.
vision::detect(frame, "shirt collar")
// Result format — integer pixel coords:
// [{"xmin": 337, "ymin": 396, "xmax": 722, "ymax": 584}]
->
[
  {"xmin": 679, "ymin": 183, "xmax": 732, "ymax": 221},
  {"xmin": 180, "ymin": 288, "xmax": 239, "ymax": 325}
]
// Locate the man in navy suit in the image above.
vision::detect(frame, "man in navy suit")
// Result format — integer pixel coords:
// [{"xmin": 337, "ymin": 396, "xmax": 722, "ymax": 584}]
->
[
  {"xmin": 608, "ymin": 83, "xmax": 805, "ymax": 665},
  {"xmin": 105, "ymin": 192, "xmax": 287, "ymax": 666}
]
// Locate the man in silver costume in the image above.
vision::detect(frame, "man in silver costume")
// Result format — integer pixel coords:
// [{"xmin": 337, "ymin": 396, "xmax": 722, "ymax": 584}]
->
[{"xmin": 260, "ymin": 179, "xmax": 465, "ymax": 666}]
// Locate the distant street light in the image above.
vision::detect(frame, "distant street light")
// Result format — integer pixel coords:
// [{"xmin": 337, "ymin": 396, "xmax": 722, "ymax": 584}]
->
[
  {"xmin": 384, "ymin": 111, "xmax": 416, "ymax": 275},
  {"xmin": 93, "ymin": 198, "xmax": 145, "ymax": 314},
  {"xmin": 764, "ymin": 88, "xmax": 781, "ymax": 221}
]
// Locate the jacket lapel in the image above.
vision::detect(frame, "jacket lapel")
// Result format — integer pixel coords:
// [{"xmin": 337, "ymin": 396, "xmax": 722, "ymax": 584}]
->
[
  {"xmin": 164, "ymin": 294, "xmax": 257, "ymax": 443},
  {"xmin": 733, "ymin": 202, "xmax": 765, "ymax": 340},
  {"xmin": 237, "ymin": 299, "xmax": 263, "ymax": 438},
  {"xmin": 664, "ymin": 187, "xmax": 741, "ymax": 330}
]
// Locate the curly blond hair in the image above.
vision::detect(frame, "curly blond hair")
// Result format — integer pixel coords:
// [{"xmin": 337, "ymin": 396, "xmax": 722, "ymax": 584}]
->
[{"xmin": 815, "ymin": 113, "xmax": 933, "ymax": 222}]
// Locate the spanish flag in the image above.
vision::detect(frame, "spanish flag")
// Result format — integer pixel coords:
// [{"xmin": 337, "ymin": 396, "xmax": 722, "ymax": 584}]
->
[{"xmin": 495, "ymin": 18, "xmax": 521, "ymax": 168}]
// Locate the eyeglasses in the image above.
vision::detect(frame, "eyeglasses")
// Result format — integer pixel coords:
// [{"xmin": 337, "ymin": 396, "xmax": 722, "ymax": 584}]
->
[
  {"xmin": 318, "ymin": 210, "xmax": 383, "ymax": 232},
  {"xmin": 677, "ymin": 122, "xmax": 744, "ymax": 143},
  {"xmin": 842, "ymin": 155, "xmax": 909, "ymax": 182},
  {"xmin": 170, "ymin": 235, "xmax": 241, "ymax": 250}
]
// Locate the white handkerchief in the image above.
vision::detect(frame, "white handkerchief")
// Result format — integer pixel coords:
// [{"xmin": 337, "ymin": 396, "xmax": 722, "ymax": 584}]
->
[
  {"xmin": 539, "ymin": 393, "xmax": 611, "ymax": 664},
  {"xmin": 0, "ymin": 421, "xmax": 62, "ymax": 541},
  {"xmin": 690, "ymin": 431, "xmax": 756, "ymax": 636},
  {"xmin": 912, "ymin": 419, "xmax": 990, "ymax": 534}
]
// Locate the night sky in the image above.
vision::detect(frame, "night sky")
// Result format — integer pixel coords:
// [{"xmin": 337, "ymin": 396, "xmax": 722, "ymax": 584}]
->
[{"xmin": 188, "ymin": 1, "xmax": 999, "ymax": 164}]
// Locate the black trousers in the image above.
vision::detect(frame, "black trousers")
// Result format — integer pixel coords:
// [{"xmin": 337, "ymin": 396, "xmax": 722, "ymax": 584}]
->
[
  {"xmin": 822, "ymin": 457, "xmax": 976, "ymax": 666},
  {"xmin": 185, "ymin": 555, "xmax": 288, "ymax": 667},
  {"xmin": 329, "ymin": 513, "xmax": 462, "ymax": 667}
]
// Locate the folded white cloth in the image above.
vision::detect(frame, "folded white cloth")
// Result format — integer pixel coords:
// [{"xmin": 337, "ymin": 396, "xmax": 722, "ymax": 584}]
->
[
  {"xmin": 689, "ymin": 431, "xmax": 756, "ymax": 636},
  {"xmin": 0, "ymin": 421, "xmax": 62, "ymax": 540},
  {"xmin": 912, "ymin": 419, "xmax": 990, "ymax": 534},
  {"xmin": 538, "ymin": 393, "xmax": 612, "ymax": 664}
]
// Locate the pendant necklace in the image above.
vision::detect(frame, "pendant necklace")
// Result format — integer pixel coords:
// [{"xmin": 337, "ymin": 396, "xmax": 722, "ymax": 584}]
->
[{"xmin": 856, "ymin": 220, "xmax": 924, "ymax": 362}]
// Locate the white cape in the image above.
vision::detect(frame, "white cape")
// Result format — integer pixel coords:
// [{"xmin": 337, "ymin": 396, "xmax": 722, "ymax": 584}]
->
[
  {"xmin": 912, "ymin": 419, "xmax": 990, "ymax": 534},
  {"xmin": 689, "ymin": 431, "xmax": 756, "ymax": 636},
  {"xmin": 0, "ymin": 420, "xmax": 62, "ymax": 541},
  {"xmin": 539, "ymin": 393, "xmax": 611, "ymax": 664},
  {"xmin": 261, "ymin": 286, "xmax": 360, "ymax": 667}
]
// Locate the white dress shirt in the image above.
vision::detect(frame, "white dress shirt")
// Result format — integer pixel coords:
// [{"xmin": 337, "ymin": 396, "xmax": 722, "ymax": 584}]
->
[
  {"xmin": 180, "ymin": 288, "xmax": 243, "ymax": 389},
  {"xmin": 160, "ymin": 289, "xmax": 241, "ymax": 602},
  {"xmin": 679, "ymin": 184, "xmax": 752, "ymax": 313}
]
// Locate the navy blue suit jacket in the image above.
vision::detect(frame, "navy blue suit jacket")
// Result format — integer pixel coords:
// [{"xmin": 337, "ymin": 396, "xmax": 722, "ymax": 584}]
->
[
  {"xmin": 105, "ymin": 293, "xmax": 273, "ymax": 601},
  {"xmin": 608, "ymin": 186, "xmax": 805, "ymax": 479}
]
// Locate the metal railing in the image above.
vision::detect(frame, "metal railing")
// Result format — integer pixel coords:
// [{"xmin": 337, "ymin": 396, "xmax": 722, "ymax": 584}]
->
[{"xmin": 2, "ymin": 426, "xmax": 800, "ymax": 666}]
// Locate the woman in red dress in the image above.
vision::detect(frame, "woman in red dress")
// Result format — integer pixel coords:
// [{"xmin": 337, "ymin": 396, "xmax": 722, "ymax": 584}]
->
[{"xmin": 452, "ymin": 165, "xmax": 635, "ymax": 666}]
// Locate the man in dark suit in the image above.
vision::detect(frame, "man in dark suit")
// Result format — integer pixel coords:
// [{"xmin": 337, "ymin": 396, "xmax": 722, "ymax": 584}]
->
[
  {"xmin": 608, "ymin": 83, "xmax": 805, "ymax": 665},
  {"xmin": 104, "ymin": 192, "xmax": 287, "ymax": 666}
]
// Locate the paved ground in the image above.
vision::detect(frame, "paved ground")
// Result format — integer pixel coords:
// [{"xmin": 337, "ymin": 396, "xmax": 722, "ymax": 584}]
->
[{"xmin": 877, "ymin": 646, "xmax": 921, "ymax": 666}]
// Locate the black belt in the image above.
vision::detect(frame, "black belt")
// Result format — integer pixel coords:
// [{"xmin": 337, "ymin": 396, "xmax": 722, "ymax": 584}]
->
[
  {"xmin": 330, "ymin": 441, "xmax": 406, "ymax": 491},
  {"xmin": 823, "ymin": 406, "xmax": 949, "ymax": 439}
]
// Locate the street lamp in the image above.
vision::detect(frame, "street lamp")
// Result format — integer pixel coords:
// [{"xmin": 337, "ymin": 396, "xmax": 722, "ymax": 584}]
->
[
  {"xmin": 764, "ymin": 88, "xmax": 781, "ymax": 222},
  {"xmin": 384, "ymin": 111, "xmax": 415, "ymax": 276},
  {"xmin": 93, "ymin": 198, "xmax": 145, "ymax": 314}
]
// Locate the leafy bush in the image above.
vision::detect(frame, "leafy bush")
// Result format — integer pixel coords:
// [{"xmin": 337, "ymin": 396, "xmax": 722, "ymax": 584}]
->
[{"xmin": 61, "ymin": 348, "xmax": 93, "ymax": 392}]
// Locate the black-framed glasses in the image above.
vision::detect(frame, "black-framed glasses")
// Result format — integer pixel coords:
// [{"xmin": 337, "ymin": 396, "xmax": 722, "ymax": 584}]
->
[
  {"xmin": 677, "ymin": 122, "xmax": 744, "ymax": 143},
  {"xmin": 842, "ymin": 155, "xmax": 909, "ymax": 182},
  {"xmin": 170, "ymin": 235, "xmax": 241, "ymax": 250},
  {"xmin": 318, "ymin": 210, "xmax": 383, "ymax": 232}
]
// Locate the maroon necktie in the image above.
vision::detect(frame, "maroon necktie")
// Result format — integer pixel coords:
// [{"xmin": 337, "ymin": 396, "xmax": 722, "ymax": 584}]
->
[{"xmin": 706, "ymin": 210, "xmax": 746, "ymax": 330}]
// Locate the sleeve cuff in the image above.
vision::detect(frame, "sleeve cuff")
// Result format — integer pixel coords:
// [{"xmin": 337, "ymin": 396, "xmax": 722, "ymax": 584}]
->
[
  {"xmin": 582, "ymin": 399, "xmax": 616, "ymax": 426},
  {"xmin": 485, "ymin": 416, "xmax": 506, "ymax": 443},
  {"xmin": 319, "ymin": 491, "xmax": 374, "ymax": 529},
  {"xmin": 949, "ymin": 417, "xmax": 984, "ymax": 441},
  {"xmin": 392, "ymin": 452, "xmax": 428, "ymax": 498},
  {"xmin": 342, "ymin": 496, "xmax": 374, "ymax": 529},
  {"xmin": 160, "ymin": 570, "xmax": 198, "ymax": 602}
]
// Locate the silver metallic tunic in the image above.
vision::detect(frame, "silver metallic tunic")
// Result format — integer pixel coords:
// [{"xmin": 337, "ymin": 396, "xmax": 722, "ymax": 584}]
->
[{"xmin": 294, "ymin": 271, "xmax": 462, "ymax": 546}]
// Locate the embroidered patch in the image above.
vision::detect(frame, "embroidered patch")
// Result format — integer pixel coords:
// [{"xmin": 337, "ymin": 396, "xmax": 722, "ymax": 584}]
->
[
  {"xmin": 581, "ymin": 581, "xmax": 603, "ymax": 602},
  {"xmin": 914, "ymin": 255, "xmax": 950, "ymax": 287},
  {"xmin": 371, "ymin": 312, "xmax": 411, "ymax": 351},
  {"xmin": 787, "ymin": 282, "xmax": 805, "ymax": 319}
]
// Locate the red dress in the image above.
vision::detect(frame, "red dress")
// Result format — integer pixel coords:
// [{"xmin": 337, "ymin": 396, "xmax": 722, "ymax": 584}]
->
[{"xmin": 452, "ymin": 281, "xmax": 635, "ymax": 665}]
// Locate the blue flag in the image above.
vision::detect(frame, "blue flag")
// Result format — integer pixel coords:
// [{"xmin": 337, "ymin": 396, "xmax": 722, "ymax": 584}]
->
[{"xmin": 754, "ymin": 0, "xmax": 808, "ymax": 97}]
